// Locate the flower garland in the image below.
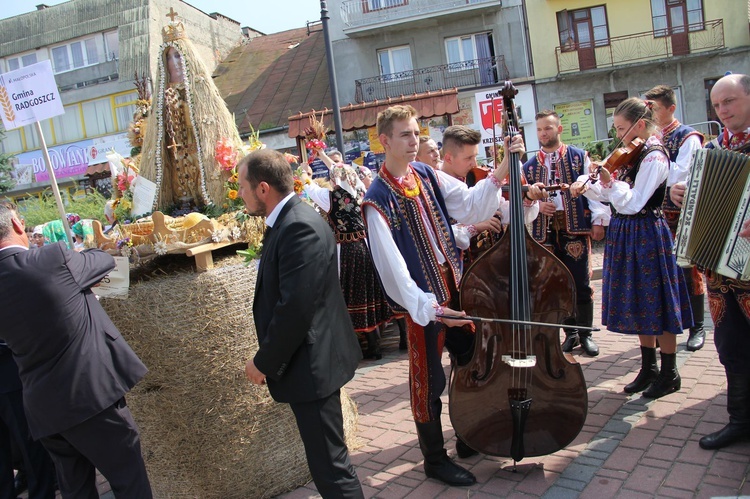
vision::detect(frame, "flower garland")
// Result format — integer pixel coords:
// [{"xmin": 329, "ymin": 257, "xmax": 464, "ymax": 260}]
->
[{"xmin": 221, "ymin": 125, "xmax": 266, "ymax": 211}]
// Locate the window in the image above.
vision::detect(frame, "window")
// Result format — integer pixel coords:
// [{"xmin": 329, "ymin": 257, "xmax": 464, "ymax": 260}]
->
[
  {"xmin": 0, "ymin": 90, "xmax": 137, "ymax": 155},
  {"xmin": 1, "ymin": 128, "xmax": 23, "ymax": 154},
  {"xmin": 445, "ymin": 33, "xmax": 494, "ymax": 64},
  {"xmin": 22, "ymin": 121, "xmax": 53, "ymax": 151},
  {"xmin": 5, "ymin": 52, "xmax": 37, "ymax": 72},
  {"xmin": 651, "ymin": 0, "xmax": 704, "ymax": 37},
  {"xmin": 366, "ymin": 0, "xmax": 407, "ymax": 11},
  {"xmin": 377, "ymin": 46, "xmax": 412, "ymax": 77},
  {"xmin": 104, "ymin": 30, "xmax": 119, "ymax": 61},
  {"xmin": 114, "ymin": 92, "xmax": 137, "ymax": 132},
  {"xmin": 51, "ymin": 37, "xmax": 100, "ymax": 73},
  {"xmin": 82, "ymin": 97, "xmax": 115, "ymax": 136},
  {"xmin": 52, "ymin": 105, "xmax": 85, "ymax": 143},
  {"xmin": 557, "ymin": 6, "xmax": 610, "ymax": 50}
]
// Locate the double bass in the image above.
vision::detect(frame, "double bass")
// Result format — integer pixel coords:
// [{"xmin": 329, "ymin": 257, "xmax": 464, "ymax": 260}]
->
[{"xmin": 448, "ymin": 81, "xmax": 588, "ymax": 462}]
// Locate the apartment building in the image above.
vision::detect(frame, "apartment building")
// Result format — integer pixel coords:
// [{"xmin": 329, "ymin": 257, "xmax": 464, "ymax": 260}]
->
[
  {"xmin": 318, "ymin": 0, "xmax": 541, "ymax": 161},
  {"xmin": 526, "ymin": 0, "xmax": 750, "ymax": 144},
  {"xmin": 0, "ymin": 0, "xmax": 243, "ymax": 201}
]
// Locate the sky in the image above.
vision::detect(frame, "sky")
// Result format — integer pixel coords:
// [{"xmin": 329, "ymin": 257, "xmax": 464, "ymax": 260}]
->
[{"xmin": 2, "ymin": 0, "xmax": 323, "ymax": 34}]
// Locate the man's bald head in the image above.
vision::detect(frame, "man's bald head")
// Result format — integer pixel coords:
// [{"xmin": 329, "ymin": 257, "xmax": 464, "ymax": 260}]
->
[{"xmin": 711, "ymin": 74, "xmax": 750, "ymax": 134}]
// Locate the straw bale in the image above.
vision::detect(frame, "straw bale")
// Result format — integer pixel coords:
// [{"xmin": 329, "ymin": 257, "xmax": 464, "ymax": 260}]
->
[{"xmin": 101, "ymin": 261, "xmax": 358, "ymax": 498}]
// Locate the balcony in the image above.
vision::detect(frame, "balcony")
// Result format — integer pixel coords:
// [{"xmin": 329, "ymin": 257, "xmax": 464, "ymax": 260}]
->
[
  {"xmin": 354, "ymin": 55, "xmax": 509, "ymax": 103},
  {"xmin": 341, "ymin": 0, "xmax": 503, "ymax": 36},
  {"xmin": 55, "ymin": 59, "xmax": 119, "ymax": 92},
  {"xmin": 555, "ymin": 19, "xmax": 724, "ymax": 75}
]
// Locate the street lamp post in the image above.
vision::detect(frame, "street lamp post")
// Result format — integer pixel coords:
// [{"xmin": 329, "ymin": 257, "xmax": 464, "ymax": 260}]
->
[{"xmin": 320, "ymin": 0, "xmax": 345, "ymax": 153}]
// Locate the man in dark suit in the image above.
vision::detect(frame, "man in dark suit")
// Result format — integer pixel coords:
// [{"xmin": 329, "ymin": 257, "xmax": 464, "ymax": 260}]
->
[
  {"xmin": 0, "ymin": 341, "xmax": 56, "ymax": 499},
  {"xmin": 0, "ymin": 202, "xmax": 152, "ymax": 499},
  {"xmin": 238, "ymin": 149, "xmax": 364, "ymax": 499}
]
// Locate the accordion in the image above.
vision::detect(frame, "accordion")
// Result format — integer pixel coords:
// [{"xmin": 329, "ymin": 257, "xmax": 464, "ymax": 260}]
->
[{"xmin": 675, "ymin": 147, "xmax": 750, "ymax": 280}]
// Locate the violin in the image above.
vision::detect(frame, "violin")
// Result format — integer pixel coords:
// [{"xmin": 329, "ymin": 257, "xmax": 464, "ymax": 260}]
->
[{"xmin": 590, "ymin": 137, "xmax": 645, "ymax": 181}]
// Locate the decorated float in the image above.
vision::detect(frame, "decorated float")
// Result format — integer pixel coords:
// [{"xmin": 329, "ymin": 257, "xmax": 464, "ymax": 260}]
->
[{"xmin": 95, "ymin": 11, "xmax": 358, "ymax": 498}]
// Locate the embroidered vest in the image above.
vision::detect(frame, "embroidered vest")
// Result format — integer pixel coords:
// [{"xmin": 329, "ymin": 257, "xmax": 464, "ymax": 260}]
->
[
  {"xmin": 661, "ymin": 121, "xmax": 704, "ymax": 213},
  {"xmin": 612, "ymin": 145, "xmax": 669, "ymax": 215},
  {"xmin": 363, "ymin": 162, "xmax": 461, "ymax": 313},
  {"xmin": 523, "ymin": 144, "xmax": 591, "ymax": 242}
]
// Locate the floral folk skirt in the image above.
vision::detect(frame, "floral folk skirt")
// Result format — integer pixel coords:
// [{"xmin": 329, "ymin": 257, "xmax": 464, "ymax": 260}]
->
[
  {"xmin": 340, "ymin": 239, "xmax": 394, "ymax": 332},
  {"xmin": 602, "ymin": 213, "xmax": 693, "ymax": 335}
]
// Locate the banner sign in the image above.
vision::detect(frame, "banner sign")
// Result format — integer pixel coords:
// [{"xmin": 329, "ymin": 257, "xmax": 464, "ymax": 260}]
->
[
  {"xmin": 553, "ymin": 100, "xmax": 597, "ymax": 147},
  {"xmin": 12, "ymin": 133, "xmax": 131, "ymax": 183},
  {"xmin": 0, "ymin": 60, "xmax": 64, "ymax": 130}
]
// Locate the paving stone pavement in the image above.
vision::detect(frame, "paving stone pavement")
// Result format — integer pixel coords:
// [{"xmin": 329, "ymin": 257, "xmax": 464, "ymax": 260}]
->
[
  {"xmin": 22, "ymin": 255, "xmax": 748, "ymax": 498},
  {"xmin": 278, "ymin": 277, "xmax": 750, "ymax": 499}
]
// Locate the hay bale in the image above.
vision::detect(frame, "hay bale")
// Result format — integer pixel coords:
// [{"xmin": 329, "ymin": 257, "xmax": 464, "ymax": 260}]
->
[{"xmin": 101, "ymin": 261, "xmax": 358, "ymax": 498}]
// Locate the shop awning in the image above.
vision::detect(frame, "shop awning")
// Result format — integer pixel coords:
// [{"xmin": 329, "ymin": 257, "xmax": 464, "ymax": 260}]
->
[
  {"xmin": 287, "ymin": 89, "xmax": 459, "ymax": 138},
  {"xmin": 85, "ymin": 163, "xmax": 110, "ymax": 175}
]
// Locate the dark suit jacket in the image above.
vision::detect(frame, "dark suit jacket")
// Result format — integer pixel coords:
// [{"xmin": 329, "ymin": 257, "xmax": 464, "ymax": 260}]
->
[
  {"xmin": 0, "ymin": 243, "xmax": 147, "ymax": 439},
  {"xmin": 0, "ymin": 343, "xmax": 21, "ymax": 394},
  {"xmin": 253, "ymin": 196, "xmax": 362, "ymax": 404}
]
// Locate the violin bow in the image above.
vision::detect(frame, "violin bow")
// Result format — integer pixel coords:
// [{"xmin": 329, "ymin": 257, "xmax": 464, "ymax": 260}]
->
[{"xmin": 437, "ymin": 315, "xmax": 600, "ymax": 332}]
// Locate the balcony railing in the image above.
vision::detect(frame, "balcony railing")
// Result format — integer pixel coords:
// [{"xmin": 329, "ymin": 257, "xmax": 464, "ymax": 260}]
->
[
  {"xmin": 355, "ymin": 55, "xmax": 509, "ymax": 103},
  {"xmin": 341, "ymin": 0, "xmax": 502, "ymax": 30},
  {"xmin": 55, "ymin": 59, "xmax": 119, "ymax": 91},
  {"xmin": 555, "ymin": 19, "xmax": 724, "ymax": 75}
]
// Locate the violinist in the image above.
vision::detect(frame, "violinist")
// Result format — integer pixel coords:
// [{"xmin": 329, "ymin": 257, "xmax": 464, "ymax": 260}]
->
[
  {"xmin": 523, "ymin": 110, "xmax": 610, "ymax": 357},
  {"xmin": 569, "ymin": 97, "xmax": 693, "ymax": 399},
  {"xmin": 363, "ymin": 105, "xmax": 544, "ymax": 486},
  {"xmin": 643, "ymin": 85, "xmax": 705, "ymax": 352},
  {"xmin": 673, "ymin": 74, "xmax": 750, "ymax": 450}
]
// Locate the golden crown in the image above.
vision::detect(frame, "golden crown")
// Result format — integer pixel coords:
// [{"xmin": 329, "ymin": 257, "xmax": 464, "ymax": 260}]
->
[{"xmin": 162, "ymin": 21, "xmax": 187, "ymax": 43}]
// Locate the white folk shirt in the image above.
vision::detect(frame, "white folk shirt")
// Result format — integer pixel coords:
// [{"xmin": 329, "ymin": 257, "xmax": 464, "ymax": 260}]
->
[{"xmin": 365, "ymin": 167, "xmax": 504, "ymax": 326}]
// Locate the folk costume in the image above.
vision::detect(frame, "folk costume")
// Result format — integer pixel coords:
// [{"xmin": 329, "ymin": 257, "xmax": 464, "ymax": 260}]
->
[
  {"xmin": 661, "ymin": 120, "xmax": 706, "ymax": 351},
  {"xmin": 699, "ymin": 127, "xmax": 750, "ymax": 450},
  {"xmin": 452, "ymin": 171, "xmax": 539, "ymax": 266},
  {"xmin": 577, "ymin": 135, "xmax": 692, "ymax": 398},
  {"xmin": 303, "ymin": 165, "xmax": 393, "ymax": 358},
  {"xmin": 363, "ymin": 161, "xmax": 502, "ymax": 486},
  {"xmin": 524, "ymin": 144, "xmax": 610, "ymax": 356}
]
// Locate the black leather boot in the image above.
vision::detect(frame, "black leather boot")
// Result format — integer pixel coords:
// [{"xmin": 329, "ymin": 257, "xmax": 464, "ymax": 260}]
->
[
  {"xmin": 364, "ymin": 328, "xmax": 382, "ymax": 360},
  {"xmin": 561, "ymin": 332, "xmax": 580, "ymax": 353},
  {"xmin": 700, "ymin": 371, "xmax": 750, "ymax": 449},
  {"xmin": 686, "ymin": 294, "xmax": 706, "ymax": 352},
  {"xmin": 624, "ymin": 346, "xmax": 659, "ymax": 393},
  {"xmin": 643, "ymin": 351, "xmax": 681, "ymax": 398},
  {"xmin": 397, "ymin": 317, "xmax": 408, "ymax": 351},
  {"xmin": 455, "ymin": 436, "xmax": 479, "ymax": 458},
  {"xmin": 577, "ymin": 301, "xmax": 599, "ymax": 357},
  {"xmin": 415, "ymin": 421, "xmax": 476, "ymax": 486}
]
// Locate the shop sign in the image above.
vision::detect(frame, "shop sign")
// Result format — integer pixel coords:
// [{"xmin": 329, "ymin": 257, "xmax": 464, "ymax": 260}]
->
[
  {"xmin": 13, "ymin": 133, "xmax": 131, "ymax": 183},
  {"xmin": 553, "ymin": 100, "xmax": 597, "ymax": 147}
]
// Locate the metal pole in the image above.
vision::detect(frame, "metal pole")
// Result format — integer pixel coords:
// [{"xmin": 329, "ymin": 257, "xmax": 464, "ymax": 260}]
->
[
  {"xmin": 35, "ymin": 121, "xmax": 74, "ymax": 248},
  {"xmin": 320, "ymin": 0, "xmax": 345, "ymax": 153}
]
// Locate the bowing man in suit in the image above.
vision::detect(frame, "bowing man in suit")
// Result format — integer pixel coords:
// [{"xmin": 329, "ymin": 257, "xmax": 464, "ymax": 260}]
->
[
  {"xmin": 238, "ymin": 149, "xmax": 364, "ymax": 499},
  {"xmin": 0, "ymin": 202, "xmax": 152, "ymax": 499}
]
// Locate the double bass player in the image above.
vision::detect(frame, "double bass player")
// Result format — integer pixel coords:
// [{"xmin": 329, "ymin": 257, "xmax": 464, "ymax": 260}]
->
[{"xmin": 363, "ymin": 105, "xmax": 544, "ymax": 486}]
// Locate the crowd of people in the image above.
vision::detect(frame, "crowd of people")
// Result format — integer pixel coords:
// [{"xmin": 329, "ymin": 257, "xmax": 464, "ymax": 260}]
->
[{"xmin": 1, "ymin": 72, "xmax": 749, "ymax": 498}]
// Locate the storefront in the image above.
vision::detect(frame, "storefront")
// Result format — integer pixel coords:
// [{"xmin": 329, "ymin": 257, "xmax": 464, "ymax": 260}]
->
[{"xmin": 287, "ymin": 89, "xmax": 460, "ymax": 176}]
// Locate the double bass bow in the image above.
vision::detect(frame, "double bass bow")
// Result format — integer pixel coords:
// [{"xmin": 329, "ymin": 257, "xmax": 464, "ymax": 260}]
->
[{"xmin": 448, "ymin": 81, "xmax": 588, "ymax": 464}]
